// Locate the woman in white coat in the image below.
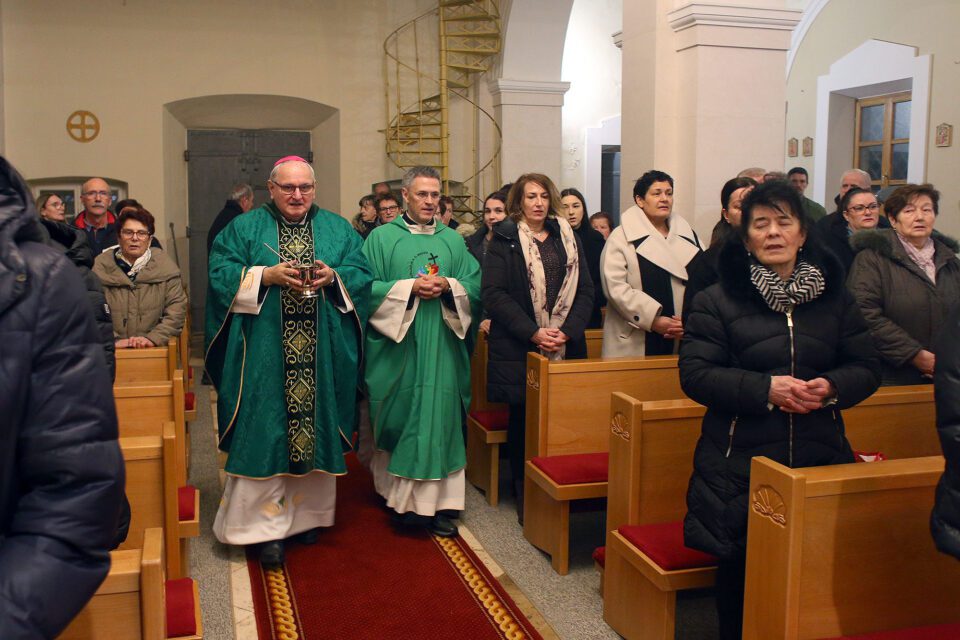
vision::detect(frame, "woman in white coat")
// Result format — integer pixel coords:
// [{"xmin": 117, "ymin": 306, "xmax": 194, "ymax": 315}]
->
[{"xmin": 601, "ymin": 170, "xmax": 702, "ymax": 357}]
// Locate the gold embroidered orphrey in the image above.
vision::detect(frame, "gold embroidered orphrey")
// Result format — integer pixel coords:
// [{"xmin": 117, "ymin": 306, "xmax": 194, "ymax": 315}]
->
[
  {"xmin": 279, "ymin": 221, "xmax": 318, "ymax": 472},
  {"xmin": 610, "ymin": 412, "xmax": 631, "ymax": 441},
  {"xmin": 752, "ymin": 485, "xmax": 787, "ymax": 526},
  {"xmin": 66, "ymin": 110, "xmax": 100, "ymax": 143}
]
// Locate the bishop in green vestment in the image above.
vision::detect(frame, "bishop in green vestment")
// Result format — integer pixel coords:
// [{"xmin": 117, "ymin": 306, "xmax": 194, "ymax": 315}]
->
[
  {"xmin": 205, "ymin": 157, "xmax": 371, "ymax": 567},
  {"xmin": 362, "ymin": 167, "xmax": 480, "ymax": 537}
]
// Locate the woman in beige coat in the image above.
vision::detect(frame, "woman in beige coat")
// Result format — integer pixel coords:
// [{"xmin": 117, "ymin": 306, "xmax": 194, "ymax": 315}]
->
[
  {"xmin": 600, "ymin": 170, "xmax": 702, "ymax": 357},
  {"xmin": 93, "ymin": 207, "xmax": 187, "ymax": 348}
]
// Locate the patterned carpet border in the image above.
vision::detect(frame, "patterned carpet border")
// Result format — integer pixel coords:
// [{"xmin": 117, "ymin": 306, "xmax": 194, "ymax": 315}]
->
[{"xmin": 433, "ymin": 534, "xmax": 545, "ymax": 640}]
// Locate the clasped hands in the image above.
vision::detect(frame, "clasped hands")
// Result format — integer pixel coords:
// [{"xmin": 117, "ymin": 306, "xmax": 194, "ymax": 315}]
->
[
  {"xmin": 412, "ymin": 275, "xmax": 450, "ymax": 300},
  {"xmin": 769, "ymin": 376, "xmax": 836, "ymax": 414},
  {"xmin": 532, "ymin": 327, "xmax": 569, "ymax": 353},
  {"xmin": 651, "ymin": 314, "xmax": 683, "ymax": 340},
  {"xmin": 262, "ymin": 260, "xmax": 334, "ymax": 292}
]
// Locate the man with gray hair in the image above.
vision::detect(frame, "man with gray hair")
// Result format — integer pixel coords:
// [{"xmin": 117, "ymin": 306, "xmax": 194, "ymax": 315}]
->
[
  {"xmin": 205, "ymin": 156, "xmax": 372, "ymax": 568},
  {"xmin": 361, "ymin": 165, "xmax": 481, "ymax": 537},
  {"xmin": 207, "ymin": 183, "xmax": 255, "ymax": 254}
]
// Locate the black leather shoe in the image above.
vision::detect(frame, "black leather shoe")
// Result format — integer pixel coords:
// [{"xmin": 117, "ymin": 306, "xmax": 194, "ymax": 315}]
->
[
  {"xmin": 391, "ymin": 511, "xmax": 431, "ymax": 528},
  {"xmin": 429, "ymin": 514, "xmax": 459, "ymax": 538},
  {"xmin": 291, "ymin": 528, "xmax": 320, "ymax": 545},
  {"xmin": 258, "ymin": 541, "xmax": 285, "ymax": 570}
]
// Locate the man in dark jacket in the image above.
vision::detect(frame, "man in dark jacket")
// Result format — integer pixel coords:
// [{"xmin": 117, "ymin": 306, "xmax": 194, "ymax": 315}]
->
[
  {"xmin": 932, "ymin": 306, "xmax": 960, "ymax": 560},
  {"xmin": 0, "ymin": 156, "xmax": 125, "ymax": 637},
  {"xmin": 73, "ymin": 177, "xmax": 118, "ymax": 255},
  {"xmin": 207, "ymin": 183, "xmax": 254, "ymax": 254},
  {"xmin": 38, "ymin": 217, "xmax": 116, "ymax": 378}
]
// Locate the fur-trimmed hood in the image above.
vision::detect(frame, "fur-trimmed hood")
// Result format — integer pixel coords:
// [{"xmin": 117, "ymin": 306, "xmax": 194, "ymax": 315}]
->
[
  {"xmin": 717, "ymin": 233, "xmax": 847, "ymax": 305},
  {"xmin": 849, "ymin": 227, "xmax": 960, "ymax": 257}
]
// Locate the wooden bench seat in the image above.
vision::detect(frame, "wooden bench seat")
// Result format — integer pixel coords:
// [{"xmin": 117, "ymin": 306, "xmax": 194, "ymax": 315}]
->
[
  {"xmin": 465, "ymin": 332, "xmax": 510, "ymax": 504},
  {"xmin": 122, "ymin": 422, "xmax": 199, "ymax": 580},
  {"xmin": 743, "ymin": 455, "xmax": 960, "ymax": 639},
  {"xmin": 523, "ymin": 352, "xmax": 682, "ymax": 574},
  {"xmin": 60, "ymin": 528, "xmax": 203, "ymax": 640},
  {"xmin": 116, "ymin": 370, "xmax": 189, "ymax": 469}
]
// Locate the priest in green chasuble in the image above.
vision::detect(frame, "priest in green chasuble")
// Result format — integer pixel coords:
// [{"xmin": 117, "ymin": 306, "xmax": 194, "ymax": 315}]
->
[
  {"xmin": 362, "ymin": 166, "xmax": 481, "ymax": 537},
  {"xmin": 205, "ymin": 156, "xmax": 372, "ymax": 568}
]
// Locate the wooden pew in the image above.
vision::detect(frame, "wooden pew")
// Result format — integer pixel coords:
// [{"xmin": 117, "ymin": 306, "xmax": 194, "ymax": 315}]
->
[
  {"xmin": 179, "ymin": 312, "xmax": 197, "ymax": 422},
  {"xmin": 602, "ymin": 394, "xmax": 715, "ymax": 640},
  {"xmin": 600, "ymin": 384, "xmax": 940, "ymax": 639},
  {"xmin": 121, "ymin": 422, "xmax": 199, "ymax": 580},
  {"xmin": 523, "ymin": 353, "xmax": 682, "ymax": 574},
  {"xmin": 115, "ymin": 370, "xmax": 189, "ymax": 469},
  {"xmin": 842, "ymin": 384, "xmax": 937, "ymax": 458},
  {"xmin": 115, "ymin": 339, "xmax": 177, "ymax": 384},
  {"xmin": 60, "ymin": 528, "xmax": 204, "ymax": 640},
  {"xmin": 743, "ymin": 455, "xmax": 960, "ymax": 639},
  {"xmin": 465, "ymin": 330, "xmax": 509, "ymax": 505},
  {"xmin": 585, "ymin": 328, "xmax": 602, "ymax": 359}
]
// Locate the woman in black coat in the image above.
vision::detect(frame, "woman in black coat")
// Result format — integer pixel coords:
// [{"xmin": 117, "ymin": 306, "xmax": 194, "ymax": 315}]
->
[
  {"xmin": 682, "ymin": 176, "xmax": 756, "ymax": 324},
  {"xmin": 482, "ymin": 174, "xmax": 594, "ymax": 520},
  {"xmin": 680, "ymin": 180, "xmax": 880, "ymax": 639},
  {"xmin": 560, "ymin": 187, "xmax": 606, "ymax": 328},
  {"xmin": 932, "ymin": 305, "xmax": 960, "ymax": 560},
  {"xmin": 0, "ymin": 156, "xmax": 125, "ymax": 637}
]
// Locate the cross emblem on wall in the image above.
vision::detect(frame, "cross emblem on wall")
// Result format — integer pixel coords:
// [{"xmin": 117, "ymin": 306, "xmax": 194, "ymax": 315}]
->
[{"xmin": 66, "ymin": 110, "xmax": 100, "ymax": 143}]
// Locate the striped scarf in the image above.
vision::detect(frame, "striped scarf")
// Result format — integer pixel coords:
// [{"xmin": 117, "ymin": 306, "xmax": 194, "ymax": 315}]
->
[{"xmin": 749, "ymin": 259, "xmax": 825, "ymax": 314}]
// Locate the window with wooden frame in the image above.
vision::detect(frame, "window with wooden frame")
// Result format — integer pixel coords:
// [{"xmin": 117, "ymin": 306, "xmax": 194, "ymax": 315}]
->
[{"xmin": 855, "ymin": 91, "xmax": 912, "ymax": 191}]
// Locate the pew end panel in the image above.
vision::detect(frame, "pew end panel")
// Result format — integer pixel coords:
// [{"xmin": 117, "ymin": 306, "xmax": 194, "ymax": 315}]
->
[
  {"xmin": 60, "ymin": 528, "xmax": 166, "ymax": 640},
  {"xmin": 744, "ymin": 455, "xmax": 960, "ymax": 640},
  {"xmin": 602, "ymin": 396, "xmax": 716, "ymax": 640},
  {"xmin": 465, "ymin": 331, "xmax": 510, "ymax": 504}
]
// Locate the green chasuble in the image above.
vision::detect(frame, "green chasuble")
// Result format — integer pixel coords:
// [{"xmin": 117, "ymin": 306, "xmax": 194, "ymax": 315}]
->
[
  {"xmin": 363, "ymin": 216, "xmax": 481, "ymax": 480},
  {"xmin": 205, "ymin": 203, "xmax": 372, "ymax": 479}
]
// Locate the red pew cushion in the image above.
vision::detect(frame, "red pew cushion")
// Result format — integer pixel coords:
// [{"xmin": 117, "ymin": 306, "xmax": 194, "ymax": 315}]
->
[
  {"xmin": 178, "ymin": 485, "xmax": 197, "ymax": 521},
  {"xmin": 825, "ymin": 623, "xmax": 960, "ymax": 639},
  {"xmin": 530, "ymin": 453, "xmax": 609, "ymax": 485},
  {"xmin": 619, "ymin": 521, "xmax": 717, "ymax": 571},
  {"xmin": 165, "ymin": 577, "xmax": 197, "ymax": 637},
  {"xmin": 592, "ymin": 545, "xmax": 606, "ymax": 568},
  {"xmin": 469, "ymin": 409, "xmax": 509, "ymax": 432},
  {"xmin": 185, "ymin": 391, "xmax": 196, "ymax": 412}
]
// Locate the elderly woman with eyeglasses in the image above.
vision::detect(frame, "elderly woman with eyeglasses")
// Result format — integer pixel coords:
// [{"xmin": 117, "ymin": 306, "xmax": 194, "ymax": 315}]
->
[
  {"xmin": 93, "ymin": 207, "xmax": 187, "ymax": 349},
  {"xmin": 848, "ymin": 184, "xmax": 960, "ymax": 384}
]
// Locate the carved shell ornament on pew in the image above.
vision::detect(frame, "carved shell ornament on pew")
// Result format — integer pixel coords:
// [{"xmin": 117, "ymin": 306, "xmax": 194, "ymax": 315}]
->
[
  {"xmin": 752, "ymin": 485, "xmax": 787, "ymax": 526},
  {"xmin": 611, "ymin": 412, "xmax": 630, "ymax": 441},
  {"xmin": 526, "ymin": 368, "xmax": 540, "ymax": 390}
]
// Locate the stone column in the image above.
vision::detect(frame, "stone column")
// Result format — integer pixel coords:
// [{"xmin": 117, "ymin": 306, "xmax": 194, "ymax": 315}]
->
[
  {"xmin": 489, "ymin": 78, "xmax": 570, "ymax": 183},
  {"xmin": 620, "ymin": 0, "xmax": 801, "ymax": 236}
]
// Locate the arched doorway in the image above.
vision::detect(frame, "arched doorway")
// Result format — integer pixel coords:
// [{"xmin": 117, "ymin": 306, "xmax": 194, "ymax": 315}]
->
[{"xmin": 163, "ymin": 94, "xmax": 339, "ymax": 341}]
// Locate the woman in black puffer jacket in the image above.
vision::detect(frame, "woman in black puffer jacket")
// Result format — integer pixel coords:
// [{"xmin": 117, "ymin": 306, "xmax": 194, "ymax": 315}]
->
[{"xmin": 680, "ymin": 180, "xmax": 880, "ymax": 640}]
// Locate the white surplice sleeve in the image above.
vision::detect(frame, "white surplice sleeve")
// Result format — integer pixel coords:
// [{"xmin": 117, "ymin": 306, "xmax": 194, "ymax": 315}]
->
[
  {"xmin": 230, "ymin": 266, "xmax": 267, "ymax": 315},
  {"xmin": 439, "ymin": 277, "xmax": 472, "ymax": 339},
  {"xmin": 369, "ymin": 279, "xmax": 419, "ymax": 343}
]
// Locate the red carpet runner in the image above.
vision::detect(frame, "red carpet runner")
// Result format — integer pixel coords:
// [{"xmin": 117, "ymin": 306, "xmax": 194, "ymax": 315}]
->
[{"xmin": 247, "ymin": 454, "xmax": 544, "ymax": 639}]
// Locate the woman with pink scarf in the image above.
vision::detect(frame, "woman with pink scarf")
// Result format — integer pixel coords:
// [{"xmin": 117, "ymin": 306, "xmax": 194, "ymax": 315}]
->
[{"xmin": 848, "ymin": 183, "xmax": 960, "ymax": 384}]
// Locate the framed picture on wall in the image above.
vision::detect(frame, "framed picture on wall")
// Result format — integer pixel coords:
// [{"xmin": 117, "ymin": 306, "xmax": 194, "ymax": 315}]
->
[
  {"xmin": 936, "ymin": 123, "xmax": 953, "ymax": 147},
  {"xmin": 802, "ymin": 137, "xmax": 814, "ymax": 157},
  {"xmin": 787, "ymin": 138, "xmax": 798, "ymax": 157}
]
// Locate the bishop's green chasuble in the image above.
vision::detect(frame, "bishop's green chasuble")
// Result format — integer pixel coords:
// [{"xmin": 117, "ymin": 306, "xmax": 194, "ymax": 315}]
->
[
  {"xmin": 363, "ymin": 216, "xmax": 481, "ymax": 480},
  {"xmin": 205, "ymin": 204, "xmax": 372, "ymax": 479}
]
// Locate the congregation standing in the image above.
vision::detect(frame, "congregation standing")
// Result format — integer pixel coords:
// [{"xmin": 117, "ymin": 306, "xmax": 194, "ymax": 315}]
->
[{"xmin": 5, "ymin": 146, "xmax": 960, "ymax": 639}]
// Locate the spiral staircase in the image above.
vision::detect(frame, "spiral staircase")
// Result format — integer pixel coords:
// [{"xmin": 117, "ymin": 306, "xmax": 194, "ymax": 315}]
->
[{"xmin": 383, "ymin": 0, "xmax": 502, "ymax": 224}]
